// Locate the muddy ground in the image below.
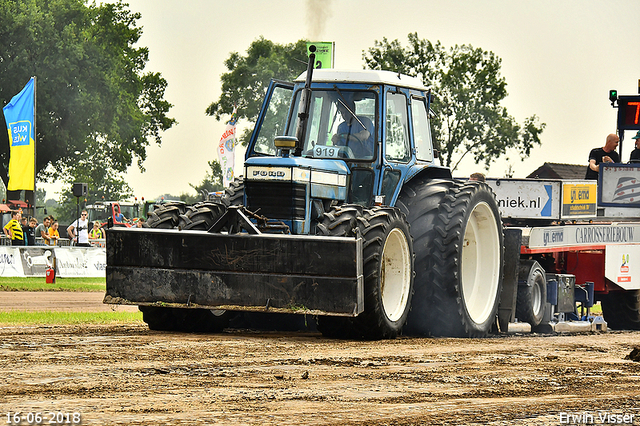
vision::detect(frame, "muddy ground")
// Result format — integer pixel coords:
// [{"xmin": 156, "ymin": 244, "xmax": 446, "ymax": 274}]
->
[{"xmin": 1, "ymin": 293, "xmax": 640, "ymax": 425}]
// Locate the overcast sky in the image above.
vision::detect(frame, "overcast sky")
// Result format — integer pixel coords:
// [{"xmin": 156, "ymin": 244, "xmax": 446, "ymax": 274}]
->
[{"xmin": 47, "ymin": 0, "xmax": 640, "ymax": 200}]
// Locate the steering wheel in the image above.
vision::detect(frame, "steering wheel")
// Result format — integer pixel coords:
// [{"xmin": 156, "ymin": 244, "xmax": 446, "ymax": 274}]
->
[{"xmin": 336, "ymin": 132, "xmax": 368, "ymax": 157}]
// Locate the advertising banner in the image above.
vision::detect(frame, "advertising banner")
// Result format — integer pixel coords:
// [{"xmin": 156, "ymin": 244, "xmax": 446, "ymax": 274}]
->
[
  {"xmin": 19, "ymin": 247, "xmax": 54, "ymax": 276},
  {"xmin": 0, "ymin": 246, "xmax": 105, "ymax": 277},
  {"xmin": 561, "ymin": 181, "xmax": 597, "ymax": 219},
  {"xmin": 529, "ymin": 223, "xmax": 640, "ymax": 249},
  {"xmin": 485, "ymin": 178, "xmax": 559, "ymax": 220},
  {"xmin": 307, "ymin": 42, "xmax": 334, "ymax": 69},
  {"xmin": 605, "ymin": 245, "xmax": 640, "ymax": 290},
  {"xmin": 0, "ymin": 247, "xmax": 25, "ymax": 277},
  {"xmin": 217, "ymin": 108, "xmax": 237, "ymax": 187},
  {"xmin": 599, "ymin": 164, "xmax": 640, "ymax": 206},
  {"xmin": 54, "ymin": 247, "xmax": 106, "ymax": 278}
]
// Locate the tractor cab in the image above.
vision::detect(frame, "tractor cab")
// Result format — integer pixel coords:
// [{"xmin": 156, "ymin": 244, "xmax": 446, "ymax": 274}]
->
[{"xmin": 243, "ymin": 69, "xmax": 449, "ymax": 234}]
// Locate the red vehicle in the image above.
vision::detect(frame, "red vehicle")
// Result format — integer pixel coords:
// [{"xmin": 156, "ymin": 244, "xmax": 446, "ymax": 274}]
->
[{"xmin": 86, "ymin": 201, "xmax": 139, "ymax": 228}]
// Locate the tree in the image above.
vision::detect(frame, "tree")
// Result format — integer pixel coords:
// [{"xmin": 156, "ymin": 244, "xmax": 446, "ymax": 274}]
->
[
  {"xmin": 363, "ymin": 33, "xmax": 545, "ymax": 171},
  {"xmin": 0, "ymin": 0, "xmax": 175, "ymax": 191},
  {"xmin": 190, "ymin": 160, "xmax": 223, "ymax": 197},
  {"xmin": 206, "ymin": 37, "xmax": 309, "ymax": 146},
  {"xmin": 54, "ymin": 152, "xmax": 134, "ymax": 224}
]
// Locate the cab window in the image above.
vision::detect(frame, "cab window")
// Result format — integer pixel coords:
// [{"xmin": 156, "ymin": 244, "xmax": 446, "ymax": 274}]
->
[
  {"xmin": 288, "ymin": 90, "xmax": 377, "ymax": 161},
  {"xmin": 385, "ymin": 92, "xmax": 410, "ymax": 163},
  {"xmin": 411, "ymin": 97, "xmax": 433, "ymax": 162},
  {"xmin": 254, "ymin": 85, "xmax": 294, "ymax": 156}
]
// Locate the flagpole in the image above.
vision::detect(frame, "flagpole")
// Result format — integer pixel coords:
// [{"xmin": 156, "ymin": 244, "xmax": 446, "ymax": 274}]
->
[{"xmin": 32, "ymin": 76, "xmax": 36, "ymax": 216}]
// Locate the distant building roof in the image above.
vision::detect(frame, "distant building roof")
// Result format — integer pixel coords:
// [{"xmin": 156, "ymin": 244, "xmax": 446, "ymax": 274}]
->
[{"xmin": 527, "ymin": 162, "xmax": 586, "ymax": 180}]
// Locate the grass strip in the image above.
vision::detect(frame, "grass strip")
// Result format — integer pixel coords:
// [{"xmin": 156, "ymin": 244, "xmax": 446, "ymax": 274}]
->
[
  {"xmin": 0, "ymin": 277, "xmax": 105, "ymax": 292},
  {"xmin": 0, "ymin": 310, "xmax": 142, "ymax": 325}
]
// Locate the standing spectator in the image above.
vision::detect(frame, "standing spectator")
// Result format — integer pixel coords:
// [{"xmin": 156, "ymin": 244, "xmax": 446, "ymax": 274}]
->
[
  {"xmin": 585, "ymin": 133, "xmax": 620, "ymax": 180},
  {"xmin": 629, "ymin": 131, "xmax": 640, "ymax": 163},
  {"xmin": 136, "ymin": 218, "xmax": 145, "ymax": 228},
  {"xmin": 469, "ymin": 172, "xmax": 486, "ymax": 182},
  {"xmin": 67, "ymin": 210, "xmax": 91, "ymax": 247},
  {"xmin": 24, "ymin": 217, "xmax": 37, "ymax": 245},
  {"xmin": 3, "ymin": 211, "xmax": 24, "ymax": 246},
  {"xmin": 89, "ymin": 221, "xmax": 104, "ymax": 240},
  {"xmin": 48, "ymin": 220, "xmax": 60, "ymax": 246},
  {"xmin": 35, "ymin": 216, "xmax": 52, "ymax": 245}
]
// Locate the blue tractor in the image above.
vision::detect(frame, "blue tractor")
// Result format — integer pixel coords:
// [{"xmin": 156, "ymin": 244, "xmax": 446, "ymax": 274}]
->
[{"xmin": 107, "ymin": 51, "xmax": 505, "ymax": 339}]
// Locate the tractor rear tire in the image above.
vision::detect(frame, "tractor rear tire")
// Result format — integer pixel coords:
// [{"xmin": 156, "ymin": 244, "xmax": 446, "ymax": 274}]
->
[
  {"xmin": 145, "ymin": 202, "xmax": 187, "ymax": 229},
  {"xmin": 178, "ymin": 202, "xmax": 227, "ymax": 230},
  {"xmin": 223, "ymin": 177, "xmax": 245, "ymax": 206},
  {"xmin": 315, "ymin": 205, "xmax": 414, "ymax": 339},
  {"xmin": 398, "ymin": 180, "xmax": 503, "ymax": 337},
  {"xmin": 516, "ymin": 260, "xmax": 547, "ymax": 327},
  {"xmin": 140, "ymin": 202, "xmax": 231, "ymax": 332},
  {"xmin": 601, "ymin": 290, "xmax": 640, "ymax": 330}
]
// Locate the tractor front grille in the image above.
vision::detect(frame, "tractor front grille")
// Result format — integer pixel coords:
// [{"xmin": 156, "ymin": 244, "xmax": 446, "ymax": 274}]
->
[{"xmin": 245, "ymin": 181, "xmax": 306, "ymax": 221}]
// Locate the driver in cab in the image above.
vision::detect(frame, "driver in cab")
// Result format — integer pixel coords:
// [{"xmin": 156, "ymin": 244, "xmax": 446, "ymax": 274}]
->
[{"xmin": 331, "ymin": 99, "xmax": 375, "ymax": 159}]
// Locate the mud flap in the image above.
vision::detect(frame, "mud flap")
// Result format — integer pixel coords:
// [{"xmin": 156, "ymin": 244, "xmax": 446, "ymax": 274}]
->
[
  {"xmin": 105, "ymin": 228, "xmax": 364, "ymax": 316},
  {"xmin": 498, "ymin": 228, "xmax": 522, "ymax": 331}
]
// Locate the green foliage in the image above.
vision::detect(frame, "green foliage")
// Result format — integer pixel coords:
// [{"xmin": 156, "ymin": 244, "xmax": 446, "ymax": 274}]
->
[
  {"xmin": 206, "ymin": 37, "xmax": 309, "ymax": 145},
  {"xmin": 363, "ymin": 33, "xmax": 545, "ymax": 171},
  {"xmin": 190, "ymin": 160, "xmax": 223, "ymax": 197},
  {"xmin": 55, "ymin": 150, "xmax": 134, "ymax": 223},
  {"xmin": 0, "ymin": 0, "xmax": 176, "ymax": 188}
]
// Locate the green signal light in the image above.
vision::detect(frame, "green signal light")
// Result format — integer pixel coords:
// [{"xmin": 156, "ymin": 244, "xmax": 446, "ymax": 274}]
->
[{"xmin": 610, "ymin": 89, "xmax": 618, "ymax": 106}]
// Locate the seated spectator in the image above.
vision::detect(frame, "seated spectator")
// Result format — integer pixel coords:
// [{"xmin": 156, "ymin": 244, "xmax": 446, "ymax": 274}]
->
[
  {"xmin": 89, "ymin": 222, "xmax": 104, "ymax": 240},
  {"xmin": 48, "ymin": 220, "xmax": 60, "ymax": 246}
]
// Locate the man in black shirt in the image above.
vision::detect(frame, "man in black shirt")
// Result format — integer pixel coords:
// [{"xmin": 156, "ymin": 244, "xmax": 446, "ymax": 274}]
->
[
  {"xmin": 585, "ymin": 133, "xmax": 620, "ymax": 180},
  {"xmin": 629, "ymin": 131, "xmax": 640, "ymax": 163}
]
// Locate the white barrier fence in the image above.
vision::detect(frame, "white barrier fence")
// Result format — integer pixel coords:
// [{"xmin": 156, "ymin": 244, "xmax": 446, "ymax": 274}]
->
[{"xmin": 0, "ymin": 246, "xmax": 106, "ymax": 278}]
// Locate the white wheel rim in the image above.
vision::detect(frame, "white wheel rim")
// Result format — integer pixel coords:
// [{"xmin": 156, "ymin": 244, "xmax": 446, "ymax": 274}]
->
[
  {"xmin": 531, "ymin": 273, "xmax": 542, "ymax": 315},
  {"xmin": 381, "ymin": 228, "xmax": 412, "ymax": 322},
  {"xmin": 461, "ymin": 201, "xmax": 501, "ymax": 325}
]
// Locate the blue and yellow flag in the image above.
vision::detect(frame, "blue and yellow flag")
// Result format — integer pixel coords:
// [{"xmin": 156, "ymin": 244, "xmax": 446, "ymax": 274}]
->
[{"xmin": 3, "ymin": 77, "xmax": 35, "ymax": 191}]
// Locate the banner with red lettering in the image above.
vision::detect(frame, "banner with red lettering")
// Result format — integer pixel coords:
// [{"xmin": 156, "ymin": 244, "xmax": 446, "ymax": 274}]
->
[{"xmin": 217, "ymin": 108, "xmax": 238, "ymax": 187}]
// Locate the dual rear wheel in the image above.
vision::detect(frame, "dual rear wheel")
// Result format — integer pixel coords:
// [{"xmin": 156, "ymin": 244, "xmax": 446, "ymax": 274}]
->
[{"xmin": 398, "ymin": 179, "xmax": 504, "ymax": 337}]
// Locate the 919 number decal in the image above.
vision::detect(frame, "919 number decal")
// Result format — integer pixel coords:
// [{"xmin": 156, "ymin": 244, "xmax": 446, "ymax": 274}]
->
[{"xmin": 314, "ymin": 145, "xmax": 339, "ymax": 158}]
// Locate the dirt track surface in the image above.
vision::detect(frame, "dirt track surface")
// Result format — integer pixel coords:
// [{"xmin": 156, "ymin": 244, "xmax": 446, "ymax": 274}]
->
[
  {"xmin": 0, "ymin": 291, "xmax": 137, "ymax": 312},
  {"xmin": 1, "ymin": 318, "xmax": 640, "ymax": 425}
]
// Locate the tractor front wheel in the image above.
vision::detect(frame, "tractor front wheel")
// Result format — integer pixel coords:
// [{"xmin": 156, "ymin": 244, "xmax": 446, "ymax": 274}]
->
[{"xmin": 316, "ymin": 205, "xmax": 414, "ymax": 339}]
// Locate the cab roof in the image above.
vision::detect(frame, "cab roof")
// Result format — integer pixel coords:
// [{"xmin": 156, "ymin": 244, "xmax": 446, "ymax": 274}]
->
[{"xmin": 295, "ymin": 69, "xmax": 429, "ymax": 92}]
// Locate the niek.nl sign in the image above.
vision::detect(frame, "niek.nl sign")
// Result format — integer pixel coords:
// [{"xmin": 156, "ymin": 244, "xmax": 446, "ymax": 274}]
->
[{"xmin": 485, "ymin": 179, "xmax": 558, "ymax": 219}]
